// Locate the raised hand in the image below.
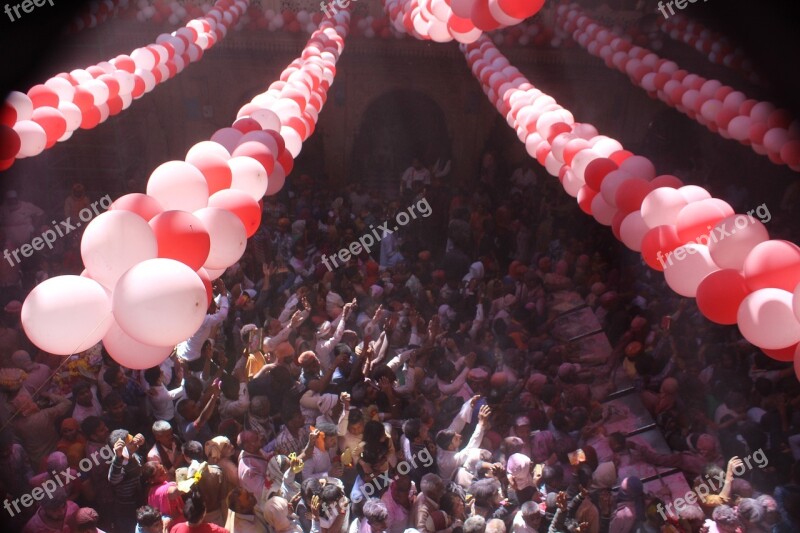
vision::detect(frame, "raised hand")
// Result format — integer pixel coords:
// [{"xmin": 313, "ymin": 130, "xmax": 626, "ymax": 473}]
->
[{"xmin": 478, "ymin": 404, "xmax": 491, "ymax": 424}]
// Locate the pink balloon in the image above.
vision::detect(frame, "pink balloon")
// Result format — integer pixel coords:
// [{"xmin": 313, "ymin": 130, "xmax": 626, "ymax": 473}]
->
[
  {"xmin": 265, "ymin": 162, "xmax": 286, "ymax": 196},
  {"xmin": 210, "ymin": 127, "xmax": 243, "ymax": 153},
  {"xmin": 795, "ymin": 282, "xmax": 800, "ymax": 323},
  {"xmin": 676, "ymin": 199, "xmax": 732, "ymax": 244},
  {"xmin": 13, "ymin": 120, "xmax": 47, "ymax": 157},
  {"xmin": 678, "ymin": 185, "xmax": 712, "ymax": 203},
  {"xmin": 618, "ymin": 155, "xmax": 656, "ymax": 180},
  {"xmin": 591, "ymin": 193, "xmax": 617, "ymax": 226},
  {"xmin": 619, "ymin": 211, "xmax": 649, "ymax": 251},
  {"xmin": 737, "ymin": 288, "xmax": 800, "ymax": 350},
  {"xmin": 663, "ymin": 243, "xmax": 720, "ymax": 297},
  {"xmin": 186, "ymin": 151, "xmax": 233, "ymax": 195},
  {"xmin": 103, "ymin": 321, "xmax": 173, "ymax": 370},
  {"xmin": 193, "ymin": 207, "xmax": 248, "ymax": 270},
  {"xmin": 743, "ymin": 240, "xmax": 800, "ymax": 292},
  {"xmin": 81, "ymin": 211, "xmax": 158, "ymax": 290},
  {"xmin": 600, "ymin": 170, "xmax": 633, "ymax": 207},
  {"xmin": 228, "ymin": 156, "xmax": 269, "ymax": 201},
  {"xmin": 641, "ymin": 187, "xmax": 688, "ymax": 228},
  {"xmin": 204, "ymin": 266, "xmax": 226, "ymax": 280},
  {"xmin": 22, "ymin": 276, "xmax": 113, "ymax": 355},
  {"xmin": 186, "ymin": 141, "xmax": 230, "ymax": 160},
  {"xmin": 708, "ymin": 214, "xmax": 770, "ymax": 270},
  {"xmin": 109, "ymin": 193, "xmax": 164, "ymax": 222},
  {"xmin": 147, "ymin": 161, "xmax": 209, "ymax": 212},
  {"xmin": 113, "ymin": 258, "xmax": 208, "ymax": 346}
]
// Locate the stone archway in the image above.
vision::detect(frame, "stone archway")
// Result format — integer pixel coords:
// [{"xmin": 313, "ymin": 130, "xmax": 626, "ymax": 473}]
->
[{"xmin": 350, "ymin": 89, "xmax": 451, "ymax": 197}]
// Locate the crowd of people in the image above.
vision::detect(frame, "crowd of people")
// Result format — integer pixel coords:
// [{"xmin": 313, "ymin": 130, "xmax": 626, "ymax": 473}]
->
[{"xmin": 0, "ymin": 158, "xmax": 799, "ymax": 533}]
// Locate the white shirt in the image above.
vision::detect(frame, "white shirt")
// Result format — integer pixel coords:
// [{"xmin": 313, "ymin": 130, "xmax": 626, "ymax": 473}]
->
[
  {"xmin": 176, "ymin": 295, "xmax": 229, "ymax": 361},
  {"xmin": 401, "ymin": 167, "xmax": 431, "ymax": 191},
  {"xmin": 436, "ymin": 421, "xmax": 486, "ymax": 482},
  {"xmin": 146, "ymin": 382, "xmax": 184, "ymax": 421}
]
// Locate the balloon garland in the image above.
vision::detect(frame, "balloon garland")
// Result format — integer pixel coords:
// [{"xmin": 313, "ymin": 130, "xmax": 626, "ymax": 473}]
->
[
  {"xmin": 381, "ymin": 0, "xmax": 546, "ymax": 44},
  {"xmin": 0, "ymin": 0, "xmax": 249, "ymax": 171},
  {"xmin": 67, "ymin": 0, "xmax": 131, "ymax": 34},
  {"xmin": 658, "ymin": 14, "xmax": 761, "ymax": 85},
  {"xmin": 554, "ymin": 4, "xmax": 800, "ymax": 172},
  {"xmin": 460, "ymin": 36, "xmax": 800, "ymax": 378},
  {"xmin": 19, "ymin": 8, "xmax": 351, "ymax": 369}
]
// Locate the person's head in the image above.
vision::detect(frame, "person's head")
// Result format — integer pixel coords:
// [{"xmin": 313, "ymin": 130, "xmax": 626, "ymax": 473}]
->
[
  {"xmin": 711, "ymin": 505, "xmax": 741, "ymax": 533},
  {"xmin": 736, "ymin": 498, "xmax": 765, "ymax": 527},
  {"xmin": 136, "ymin": 506, "xmax": 162, "ymax": 533},
  {"xmin": 347, "ymin": 408, "xmax": 364, "ymax": 436},
  {"xmin": 152, "ymin": 420, "xmax": 174, "ymax": 446},
  {"xmin": 81, "ymin": 416, "xmax": 108, "ymax": 443},
  {"xmin": 420, "ymin": 473, "xmax": 445, "ymax": 502},
  {"xmin": 402, "ymin": 418, "xmax": 424, "ymax": 444},
  {"xmin": 74, "ymin": 507, "xmax": 100, "ymax": 533},
  {"xmin": 41, "ymin": 488, "xmax": 69, "ymax": 523},
  {"xmin": 541, "ymin": 465, "xmax": 565, "ymax": 490},
  {"xmin": 440, "ymin": 491, "xmax": 466, "ymax": 520},
  {"xmin": 320, "ymin": 483, "xmax": 346, "ymax": 520},
  {"xmin": 176, "ymin": 398, "xmax": 200, "ymax": 422},
  {"xmin": 282, "ymin": 406, "xmax": 304, "ymax": 431},
  {"xmin": 60, "ymin": 418, "xmax": 80, "ymax": 442},
  {"xmin": 520, "ymin": 501, "xmax": 544, "ymax": 529},
  {"xmin": 436, "ymin": 429, "xmax": 462, "ymax": 451},
  {"xmin": 182, "ymin": 440, "xmax": 204, "ymax": 462},
  {"xmin": 227, "ymin": 487, "xmax": 257, "ymax": 515},
  {"xmin": 463, "ymin": 515, "xmax": 486, "ymax": 533},
  {"xmin": 103, "ymin": 366, "xmax": 125, "ymax": 389},
  {"xmin": 470, "ymin": 478, "xmax": 502, "ymax": 509},
  {"xmin": 298, "ymin": 350, "xmax": 321, "ymax": 375},
  {"xmin": 249, "ymin": 395, "xmax": 271, "ymax": 417},
  {"xmin": 485, "ymin": 518, "xmax": 506, "ymax": 533},
  {"xmin": 237, "ymin": 430, "xmax": 262, "ymax": 454},
  {"xmin": 102, "ymin": 391, "xmax": 126, "ymax": 420},
  {"xmin": 317, "ymin": 422, "xmax": 338, "ymax": 451},
  {"xmin": 72, "ymin": 183, "xmax": 86, "ymax": 198},
  {"xmin": 141, "ymin": 461, "xmax": 168, "ymax": 486},
  {"xmin": 143, "ymin": 366, "xmax": 163, "ymax": 387},
  {"xmin": 108, "ymin": 429, "xmax": 136, "ymax": 454},
  {"xmin": 184, "ymin": 492, "xmax": 207, "ymax": 525},
  {"xmin": 363, "ymin": 498, "xmax": 389, "ymax": 532},
  {"xmin": 73, "ymin": 381, "xmax": 94, "ymax": 407}
]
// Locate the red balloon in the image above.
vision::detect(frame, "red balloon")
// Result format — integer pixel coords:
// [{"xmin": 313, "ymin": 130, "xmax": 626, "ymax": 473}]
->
[
  {"xmin": 577, "ymin": 185, "xmax": 597, "ymax": 215},
  {"xmin": 696, "ymin": 269, "xmax": 751, "ymax": 325},
  {"xmin": 611, "ymin": 211, "xmax": 626, "ymax": 241},
  {"xmin": 0, "ymin": 125, "xmax": 21, "ymax": 159},
  {"xmin": 0, "ymin": 157, "xmax": 13, "ymax": 171},
  {"xmin": 31, "ymin": 107, "xmax": 67, "ymax": 148},
  {"xmin": 0, "ymin": 102, "xmax": 16, "ymax": 127},
  {"xmin": 80, "ymin": 106, "xmax": 101, "ymax": 129},
  {"xmin": 107, "ymin": 96, "xmax": 124, "ymax": 116},
  {"xmin": 641, "ymin": 225, "xmax": 682, "ymax": 271},
  {"xmin": 584, "ymin": 158, "xmax": 618, "ymax": 191},
  {"xmin": 131, "ymin": 76, "xmax": 146, "ymax": 99},
  {"xmin": 197, "ymin": 268, "xmax": 213, "ymax": 306},
  {"xmin": 650, "ymin": 175, "xmax": 684, "ymax": 189},
  {"xmin": 185, "ymin": 152, "xmax": 233, "ymax": 195},
  {"xmin": 72, "ymin": 87, "xmax": 95, "ymax": 113},
  {"xmin": 471, "ymin": 0, "xmax": 501, "ymax": 32},
  {"xmin": 149, "ymin": 211, "xmax": 211, "ymax": 271},
  {"xmin": 109, "ymin": 193, "xmax": 164, "ymax": 222},
  {"xmin": 278, "ymin": 150, "xmax": 294, "ymax": 175},
  {"xmin": 232, "ymin": 117, "xmax": 262, "ymax": 134},
  {"xmin": 498, "ymin": 0, "xmax": 545, "ymax": 19},
  {"xmin": 743, "ymin": 240, "xmax": 800, "ymax": 292},
  {"xmin": 762, "ymin": 343, "xmax": 798, "ymax": 362},
  {"xmin": 609, "ymin": 150, "xmax": 634, "ymax": 165},
  {"xmin": 27, "ymin": 84, "xmax": 59, "ymax": 108},
  {"xmin": 264, "ymin": 129, "xmax": 286, "ymax": 155},
  {"xmin": 615, "ymin": 177, "xmax": 652, "ymax": 213},
  {"xmin": 208, "ymin": 189, "xmax": 262, "ymax": 238},
  {"xmin": 99, "ymin": 74, "xmax": 120, "ymax": 99}
]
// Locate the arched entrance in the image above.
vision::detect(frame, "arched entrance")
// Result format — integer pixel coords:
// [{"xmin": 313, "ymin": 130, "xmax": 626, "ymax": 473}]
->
[{"xmin": 350, "ymin": 90, "xmax": 451, "ymax": 197}]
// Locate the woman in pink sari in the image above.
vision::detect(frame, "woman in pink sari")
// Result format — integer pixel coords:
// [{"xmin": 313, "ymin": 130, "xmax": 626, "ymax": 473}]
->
[{"xmin": 143, "ymin": 461, "xmax": 186, "ymax": 529}]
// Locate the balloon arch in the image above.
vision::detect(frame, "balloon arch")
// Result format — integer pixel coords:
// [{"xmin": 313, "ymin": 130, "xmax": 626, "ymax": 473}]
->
[{"xmin": 2, "ymin": 0, "xmax": 800, "ymax": 379}]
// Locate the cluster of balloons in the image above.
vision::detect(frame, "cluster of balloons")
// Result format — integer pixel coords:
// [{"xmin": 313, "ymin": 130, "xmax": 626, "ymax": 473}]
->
[
  {"xmin": 461, "ymin": 36, "xmax": 800, "ymax": 379},
  {"xmin": 383, "ymin": 0, "xmax": 545, "ymax": 44},
  {"xmin": 658, "ymin": 15, "xmax": 759, "ymax": 85},
  {"xmin": 0, "ymin": 0, "xmax": 247, "ymax": 172},
  {"xmin": 135, "ymin": 0, "xmax": 206, "ymax": 24},
  {"xmin": 556, "ymin": 4, "xmax": 800, "ymax": 171},
  {"xmin": 20, "ymin": 7, "xmax": 351, "ymax": 371},
  {"xmin": 67, "ymin": 0, "xmax": 130, "ymax": 34}
]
